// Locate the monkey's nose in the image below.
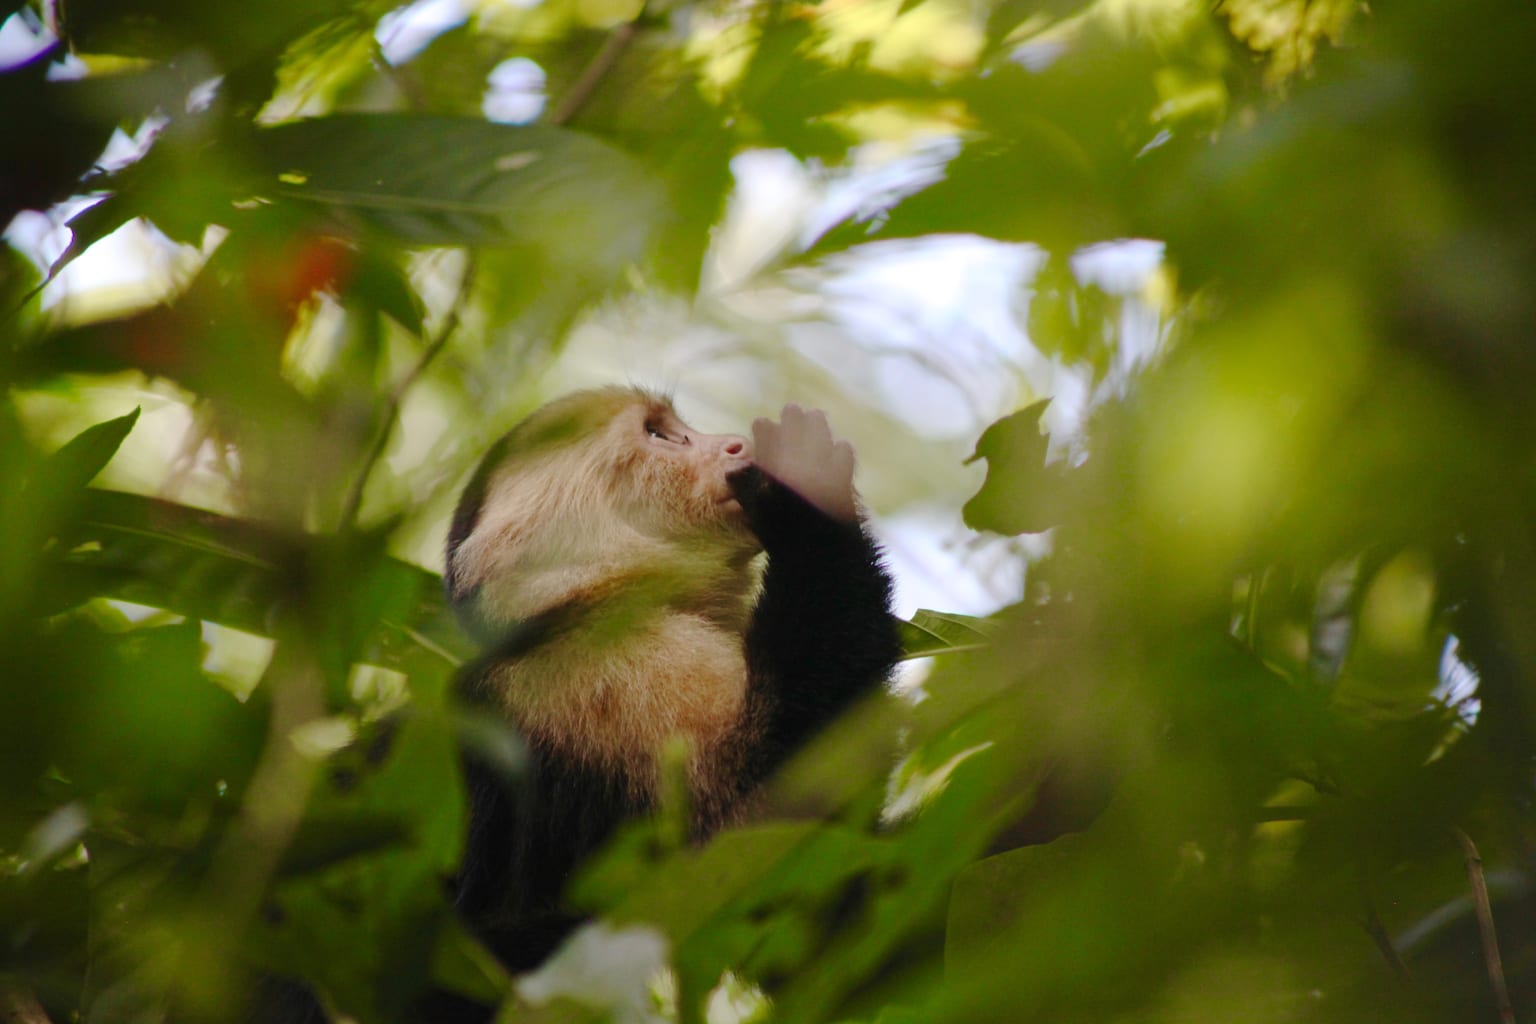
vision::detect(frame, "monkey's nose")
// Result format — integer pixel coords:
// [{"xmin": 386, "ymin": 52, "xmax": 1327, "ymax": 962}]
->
[{"xmin": 722, "ymin": 435, "xmax": 751, "ymax": 458}]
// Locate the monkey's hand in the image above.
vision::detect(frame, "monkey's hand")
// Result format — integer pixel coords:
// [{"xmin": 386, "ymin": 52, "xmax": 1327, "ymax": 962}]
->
[{"xmin": 746, "ymin": 404, "xmax": 858, "ymax": 523}]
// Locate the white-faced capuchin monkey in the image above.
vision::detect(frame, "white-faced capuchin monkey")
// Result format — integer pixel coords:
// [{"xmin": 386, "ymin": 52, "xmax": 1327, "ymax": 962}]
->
[{"xmin": 441, "ymin": 386, "xmax": 900, "ymax": 1005}]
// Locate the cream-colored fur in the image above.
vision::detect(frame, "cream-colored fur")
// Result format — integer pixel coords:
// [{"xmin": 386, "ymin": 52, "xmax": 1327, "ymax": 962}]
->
[
  {"xmin": 451, "ymin": 388, "xmax": 761, "ymax": 804},
  {"xmin": 477, "ymin": 611, "xmax": 750, "ymax": 795}
]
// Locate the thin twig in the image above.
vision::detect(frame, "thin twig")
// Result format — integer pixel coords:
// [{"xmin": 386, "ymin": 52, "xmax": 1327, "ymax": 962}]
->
[
  {"xmin": 548, "ymin": 8, "xmax": 647, "ymax": 126},
  {"xmin": 1454, "ymin": 826, "xmax": 1517, "ymax": 1024},
  {"xmin": 1361, "ymin": 893, "xmax": 1412, "ymax": 984},
  {"xmin": 339, "ymin": 256, "xmax": 477, "ymax": 531}
]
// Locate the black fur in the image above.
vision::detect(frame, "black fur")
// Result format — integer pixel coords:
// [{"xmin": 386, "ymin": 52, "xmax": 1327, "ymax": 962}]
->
[{"xmin": 450, "ymin": 461, "xmax": 900, "ymax": 1000}]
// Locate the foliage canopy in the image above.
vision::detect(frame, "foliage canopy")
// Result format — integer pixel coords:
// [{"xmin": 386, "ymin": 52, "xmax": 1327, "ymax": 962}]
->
[{"xmin": 5, "ymin": 0, "xmax": 1536, "ymax": 1021}]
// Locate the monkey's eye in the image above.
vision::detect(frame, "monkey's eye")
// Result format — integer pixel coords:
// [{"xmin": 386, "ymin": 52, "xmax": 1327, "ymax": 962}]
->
[{"xmin": 645, "ymin": 421, "xmax": 685, "ymax": 444}]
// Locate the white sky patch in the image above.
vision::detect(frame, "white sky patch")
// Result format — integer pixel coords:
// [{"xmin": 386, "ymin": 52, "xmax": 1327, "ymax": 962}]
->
[
  {"xmin": 1071, "ymin": 238, "xmax": 1164, "ymax": 295},
  {"xmin": 0, "ymin": 10, "xmax": 53, "ymax": 68},
  {"xmin": 36, "ymin": 217, "xmax": 195, "ymax": 314},
  {"xmin": 106, "ymin": 599, "xmax": 180, "ymax": 624},
  {"xmin": 804, "ymin": 136, "xmax": 959, "ymax": 246},
  {"xmin": 483, "ymin": 57, "xmax": 547, "ymax": 124},
  {"xmin": 100, "ymin": 117, "xmax": 169, "ymax": 173},
  {"xmin": 519, "ymin": 923, "xmax": 672, "ymax": 1024},
  {"xmin": 0, "ymin": 9, "xmax": 87, "ymax": 79},
  {"xmin": 1436, "ymin": 635, "xmax": 1480, "ymax": 725},
  {"xmin": 808, "ymin": 235, "xmax": 1050, "ymax": 438},
  {"xmin": 1071, "ymin": 238, "xmax": 1169, "ymax": 392},
  {"xmin": 5, "ymin": 114, "xmax": 168, "ymax": 279},
  {"xmin": 708, "ymin": 150, "xmax": 821, "ymax": 290},
  {"xmin": 875, "ymin": 507, "xmax": 1027, "ymax": 617},
  {"xmin": 1011, "ymin": 38, "xmax": 1068, "ymax": 72},
  {"xmin": 376, "ymin": 0, "xmax": 468, "ymax": 65},
  {"xmin": 5, "ymin": 208, "xmax": 72, "ymax": 273},
  {"xmin": 824, "ymin": 236, "xmax": 1043, "ymax": 363},
  {"xmin": 0, "ymin": 8, "xmax": 82, "ymax": 78}
]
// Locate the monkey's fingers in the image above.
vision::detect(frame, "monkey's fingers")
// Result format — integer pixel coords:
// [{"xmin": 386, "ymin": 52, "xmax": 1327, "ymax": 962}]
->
[
  {"xmin": 752, "ymin": 417, "xmax": 781, "ymax": 474},
  {"xmin": 775, "ymin": 406, "xmax": 837, "ymax": 462}
]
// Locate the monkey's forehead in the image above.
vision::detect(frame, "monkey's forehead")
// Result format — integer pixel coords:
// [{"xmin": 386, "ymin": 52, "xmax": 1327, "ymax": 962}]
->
[{"xmin": 501, "ymin": 386, "xmax": 672, "ymax": 457}]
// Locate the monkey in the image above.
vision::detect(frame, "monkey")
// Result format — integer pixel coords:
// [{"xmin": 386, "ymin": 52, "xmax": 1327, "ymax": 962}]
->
[{"xmin": 441, "ymin": 386, "xmax": 902, "ymax": 985}]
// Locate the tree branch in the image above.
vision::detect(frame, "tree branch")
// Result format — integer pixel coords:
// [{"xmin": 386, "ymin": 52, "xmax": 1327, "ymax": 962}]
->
[
  {"xmin": 549, "ymin": 8, "xmax": 647, "ymax": 126},
  {"xmin": 339, "ymin": 255, "xmax": 477, "ymax": 531}
]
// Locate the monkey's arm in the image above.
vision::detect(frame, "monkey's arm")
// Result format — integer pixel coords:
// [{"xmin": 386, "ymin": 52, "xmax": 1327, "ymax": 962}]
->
[{"xmin": 729, "ymin": 407, "xmax": 901, "ymax": 760}]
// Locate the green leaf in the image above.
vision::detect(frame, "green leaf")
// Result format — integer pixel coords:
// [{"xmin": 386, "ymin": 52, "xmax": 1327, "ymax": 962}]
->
[
  {"xmin": 962, "ymin": 400, "xmax": 1070, "ymax": 535},
  {"xmin": 254, "ymin": 115, "xmax": 669, "ymax": 265},
  {"xmin": 897, "ymin": 609, "xmax": 997, "ymax": 659},
  {"xmin": 37, "ymin": 407, "xmax": 140, "ymax": 500},
  {"xmin": 50, "ymin": 618, "xmax": 266, "ymax": 811},
  {"xmin": 429, "ymin": 917, "xmax": 510, "ymax": 1007},
  {"xmin": 276, "ymin": 815, "xmax": 415, "ymax": 878},
  {"xmin": 349, "ymin": 247, "xmax": 425, "ymax": 334},
  {"xmin": 252, "ymin": 709, "xmax": 467, "ymax": 1023},
  {"xmin": 572, "ymin": 821, "xmax": 821, "ymax": 941},
  {"xmin": 61, "ymin": 0, "xmax": 350, "ymax": 65},
  {"xmin": 46, "ymin": 490, "xmax": 473, "ymax": 674},
  {"xmin": 52, "ymin": 194, "xmax": 134, "ymax": 280}
]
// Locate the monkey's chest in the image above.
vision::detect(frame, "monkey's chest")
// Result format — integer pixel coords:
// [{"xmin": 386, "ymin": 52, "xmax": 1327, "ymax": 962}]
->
[{"xmin": 489, "ymin": 614, "xmax": 751, "ymax": 786}]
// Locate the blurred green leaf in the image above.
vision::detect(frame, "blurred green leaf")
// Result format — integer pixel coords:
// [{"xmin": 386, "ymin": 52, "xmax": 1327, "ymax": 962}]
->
[
  {"xmin": 47, "ymin": 490, "xmax": 472, "ymax": 673},
  {"xmin": 61, "ymin": 0, "xmax": 351, "ymax": 66},
  {"xmin": 11, "ymin": 0, "xmax": 1536, "ymax": 1020},
  {"xmin": 35, "ymin": 406, "xmax": 139, "ymax": 502},
  {"xmin": 255, "ymin": 115, "xmax": 669, "ymax": 262},
  {"xmin": 962, "ymin": 400, "xmax": 1070, "ymax": 535},
  {"xmin": 43, "ymin": 617, "xmax": 265, "ymax": 812},
  {"xmin": 251, "ymin": 709, "xmax": 466, "ymax": 1022}
]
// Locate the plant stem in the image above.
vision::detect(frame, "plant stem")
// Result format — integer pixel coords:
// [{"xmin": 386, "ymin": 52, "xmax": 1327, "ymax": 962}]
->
[
  {"xmin": 1454, "ymin": 826, "xmax": 1516, "ymax": 1024},
  {"xmin": 340, "ymin": 255, "xmax": 476, "ymax": 531}
]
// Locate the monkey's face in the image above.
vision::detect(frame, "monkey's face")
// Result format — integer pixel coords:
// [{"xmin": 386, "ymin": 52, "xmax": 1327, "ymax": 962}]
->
[
  {"xmin": 446, "ymin": 389, "xmax": 758, "ymax": 629},
  {"xmin": 611, "ymin": 398, "xmax": 755, "ymax": 543}
]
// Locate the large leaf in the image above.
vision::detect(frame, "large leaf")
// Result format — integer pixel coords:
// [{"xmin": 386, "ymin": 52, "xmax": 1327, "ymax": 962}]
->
[
  {"xmin": 61, "ymin": 0, "xmax": 351, "ymax": 65},
  {"xmin": 48, "ymin": 490, "xmax": 472, "ymax": 674},
  {"xmin": 253, "ymin": 115, "xmax": 670, "ymax": 266}
]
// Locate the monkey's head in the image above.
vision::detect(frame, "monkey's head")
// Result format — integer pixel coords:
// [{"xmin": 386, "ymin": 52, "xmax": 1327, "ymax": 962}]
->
[{"xmin": 445, "ymin": 388, "xmax": 757, "ymax": 638}]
